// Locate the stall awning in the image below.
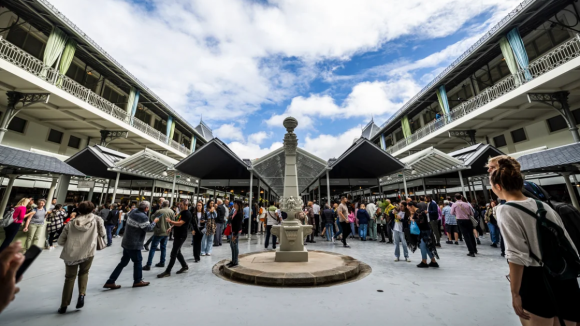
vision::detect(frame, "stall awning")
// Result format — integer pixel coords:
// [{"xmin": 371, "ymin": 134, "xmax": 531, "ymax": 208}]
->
[
  {"xmin": 381, "ymin": 147, "xmax": 469, "ymax": 185},
  {"xmin": 174, "ymin": 139, "xmax": 277, "ymax": 194},
  {"xmin": 0, "ymin": 145, "xmax": 84, "ymax": 177},
  {"xmin": 111, "ymin": 148, "xmax": 197, "ymax": 187},
  {"xmin": 66, "ymin": 145, "xmax": 130, "ymax": 180},
  {"xmin": 302, "ymin": 138, "xmax": 406, "ymax": 193},
  {"xmin": 448, "ymin": 143, "xmax": 504, "ymax": 177},
  {"xmin": 518, "ymin": 142, "xmax": 580, "ymax": 173},
  {"xmin": 252, "ymin": 146, "xmax": 327, "ymax": 196}
]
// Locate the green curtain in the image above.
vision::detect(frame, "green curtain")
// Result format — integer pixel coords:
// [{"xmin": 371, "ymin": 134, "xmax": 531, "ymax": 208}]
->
[
  {"xmin": 500, "ymin": 36, "xmax": 521, "ymax": 86},
  {"xmin": 126, "ymin": 87, "xmax": 137, "ymax": 115},
  {"xmin": 56, "ymin": 39, "xmax": 77, "ymax": 87},
  {"xmin": 169, "ymin": 120, "xmax": 176, "ymax": 141},
  {"xmin": 42, "ymin": 27, "xmax": 68, "ymax": 78},
  {"xmin": 401, "ymin": 116, "xmax": 412, "ymax": 140}
]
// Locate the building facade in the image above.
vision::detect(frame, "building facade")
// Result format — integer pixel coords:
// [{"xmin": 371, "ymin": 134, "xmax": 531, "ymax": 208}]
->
[{"xmin": 362, "ymin": 0, "xmax": 580, "ymax": 202}]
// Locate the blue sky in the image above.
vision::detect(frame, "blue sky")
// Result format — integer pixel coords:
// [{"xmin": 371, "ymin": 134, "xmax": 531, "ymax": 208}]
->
[{"xmin": 51, "ymin": 0, "xmax": 523, "ymax": 159}]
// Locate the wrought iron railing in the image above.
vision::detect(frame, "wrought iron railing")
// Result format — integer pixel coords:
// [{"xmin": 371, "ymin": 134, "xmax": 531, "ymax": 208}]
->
[
  {"xmin": 385, "ymin": 34, "xmax": 580, "ymax": 154},
  {"xmin": 380, "ymin": 0, "xmax": 537, "ymax": 130},
  {"xmin": 0, "ymin": 37, "xmax": 190, "ymax": 155}
]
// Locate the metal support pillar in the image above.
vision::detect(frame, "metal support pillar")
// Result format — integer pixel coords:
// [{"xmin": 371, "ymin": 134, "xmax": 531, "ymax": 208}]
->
[
  {"xmin": 0, "ymin": 175, "xmax": 17, "ymax": 215},
  {"xmin": 402, "ymin": 174, "xmax": 408, "ymax": 200},
  {"xmin": 562, "ymin": 173, "xmax": 580, "ymax": 210},
  {"xmin": 326, "ymin": 170, "xmax": 331, "ymax": 205},
  {"xmin": 170, "ymin": 174, "xmax": 177, "ymax": 206},
  {"xmin": 458, "ymin": 170, "xmax": 467, "ymax": 199},
  {"xmin": 111, "ymin": 172, "xmax": 121, "ymax": 204},
  {"xmin": 247, "ymin": 172, "xmax": 254, "ymax": 239},
  {"xmin": 46, "ymin": 177, "xmax": 58, "ymax": 210},
  {"xmin": 56, "ymin": 175, "xmax": 71, "ymax": 205},
  {"xmin": 87, "ymin": 185, "xmax": 94, "ymax": 202}
]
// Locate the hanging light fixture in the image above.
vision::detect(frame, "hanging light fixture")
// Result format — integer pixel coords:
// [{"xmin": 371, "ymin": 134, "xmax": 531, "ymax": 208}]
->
[
  {"xmin": 411, "ymin": 169, "xmax": 417, "ymax": 175},
  {"xmin": 162, "ymin": 171, "xmax": 168, "ymax": 177},
  {"xmin": 186, "ymin": 178, "xmax": 191, "ymax": 182}
]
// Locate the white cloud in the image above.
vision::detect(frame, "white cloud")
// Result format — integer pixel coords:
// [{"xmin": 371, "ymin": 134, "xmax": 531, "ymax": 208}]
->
[
  {"xmin": 213, "ymin": 123, "xmax": 244, "ymax": 142},
  {"xmin": 49, "ymin": 0, "xmax": 522, "ymax": 124},
  {"xmin": 247, "ymin": 131, "xmax": 271, "ymax": 145},
  {"xmin": 266, "ymin": 78, "xmax": 421, "ymax": 128},
  {"xmin": 303, "ymin": 127, "xmax": 364, "ymax": 160},
  {"xmin": 228, "ymin": 141, "xmax": 283, "ymax": 160}
]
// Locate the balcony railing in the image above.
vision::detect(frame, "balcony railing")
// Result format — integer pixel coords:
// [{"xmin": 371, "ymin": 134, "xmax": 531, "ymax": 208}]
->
[
  {"xmin": 386, "ymin": 34, "xmax": 580, "ymax": 155},
  {"xmin": 0, "ymin": 36, "xmax": 191, "ymax": 156}
]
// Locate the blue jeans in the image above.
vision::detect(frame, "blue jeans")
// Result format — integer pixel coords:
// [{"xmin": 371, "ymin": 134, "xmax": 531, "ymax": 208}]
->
[
  {"xmin": 201, "ymin": 233, "xmax": 214, "ymax": 255},
  {"xmin": 488, "ymin": 223, "xmax": 499, "ymax": 244},
  {"xmin": 107, "ymin": 248, "xmax": 142, "ymax": 283},
  {"xmin": 350, "ymin": 222, "xmax": 355, "ymax": 237},
  {"xmin": 335, "ymin": 218, "xmax": 343, "ymax": 238},
  {"xmin": 105, "ymin": 225, "xmax": 115, "ymax": 245},
  {"xmin": 115, "ymin": 220, "xmax": 124, "ymax": 236},
  {"xmin": 359, "ymin": 224, "xmax": 368, "ymax": 239},
  {"xmin": 230, "ymin": 234, "xmax": 239, "ymax": 264},
  {"xmin": 265, "ymin": 225, "xmax": 277, "ymax": 249},
  {"xmin": 146, "ymin": 235, "xmax": 168, "ymax": 266},
  {"xmin": 325, "ymin": 223, "xmax": 334, "ymax": 240},
  {"xmin": 394, "ymin": 230, "xmax": 408, "ymax": 258},
  {"xmin": 420, "ymin": 238, "xmax": 434, "ymax": 261}
]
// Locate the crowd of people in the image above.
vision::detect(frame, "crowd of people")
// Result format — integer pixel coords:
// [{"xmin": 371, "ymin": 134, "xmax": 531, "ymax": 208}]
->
[{"xmin": 0, "ymin": 155, "xmax": 579, "ymax": 326}]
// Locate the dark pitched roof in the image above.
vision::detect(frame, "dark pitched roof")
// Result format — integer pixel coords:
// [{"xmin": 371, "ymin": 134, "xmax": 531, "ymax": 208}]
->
[
  {"xmin": 65, "ymin": 145, "xmax": 130, "ymax": 179},
  {"xmin": 518, "ymin": 142, "xmax": 580, "ymax": 173},
  {"xmin": 0, "ymin": 145, "xmax": 84, "ymax": 177},
  {"xmin": 194, "ymin": 120, "xmax": 214, "ymax": 140},
  {"xmin": 361, "ymin": 120, "xmax": 380, "ymax": 140},
  {"xmin": 448, "ymin": 143, "xmax": 504, "ymax": 177}
]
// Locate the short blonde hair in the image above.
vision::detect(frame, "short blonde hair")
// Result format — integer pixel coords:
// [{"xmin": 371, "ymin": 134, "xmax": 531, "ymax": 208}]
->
[{"xmin": 16, "ymin": 198, "xmax": 30, "ymax": 207}]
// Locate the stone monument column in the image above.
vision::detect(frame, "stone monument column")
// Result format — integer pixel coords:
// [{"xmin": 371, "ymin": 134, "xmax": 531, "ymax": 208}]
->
[{"xmin": 271, "ymin": 117, "xmax": 312, "ymax": 262}]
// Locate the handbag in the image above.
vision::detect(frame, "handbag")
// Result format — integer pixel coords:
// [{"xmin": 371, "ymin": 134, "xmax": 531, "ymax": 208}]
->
[
  {"xmin": 97, "ymin": 234, "xmax": 107, "ymax": 251},
  {"xmin": 410, "ymin": 221, "xmax": 420, "ymax": 235},
  {"xmin": 1, "ymin": 209, "xmax": 14, "ymax": 228},
  {"xmin": 458, "ymin": 203, "xmax": 478, "ymax": 227},
  {"xmin": 224, "ymin": 224, "xmax": 232, "ymax": 236}
]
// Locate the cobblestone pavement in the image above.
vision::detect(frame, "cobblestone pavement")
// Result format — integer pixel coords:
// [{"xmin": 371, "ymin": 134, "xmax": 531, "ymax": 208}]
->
[{"xmin": 1, "ymin": 233, "xmax": 519, "ymax": 326}]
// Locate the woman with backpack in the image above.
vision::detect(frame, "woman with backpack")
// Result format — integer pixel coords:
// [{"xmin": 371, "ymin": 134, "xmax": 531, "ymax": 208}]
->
[
  {"xmin": 492, "ymin": 156, "xmax": 580, "ymax": 325},
  {"xmin": 0, "ymin": 198, "xmax": 30, "ymax": 253}
]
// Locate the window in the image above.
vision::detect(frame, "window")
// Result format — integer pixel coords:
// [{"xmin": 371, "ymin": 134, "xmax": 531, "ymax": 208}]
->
[
  {"xmin": 525, "ymin": 21, "xmax": 571, "ymax": 61},
  {"xmin": 6, "ymin": 25, "xmax": 46, "ymax": 59},
  {"xmin": 394, "ymin": 129, "xmax": 404, "ymax": 141},
  {"xmin": 134, "ymin": 107, "xmax": 151, "ymax": 124},
  {"xmin": 173, "ymin": 131, "xmax": 180, "ymax": 142},
  {"xmin": 47, "ymin": 129, "xmax": 63, "ymax": 144},
  {"xmin": 447, "ymin": 85, "xmax": 473, "ymax": 109},
  {"xmin": 493, "ymin": 134, "xmax": 507, "ymax": 148},
  {"xmin": 510, "ymin": 128, "xmax": 527, "ymax": 143},
  {"xmin": 7, "ymin": 117, "xmax": 27, "ymax": 133},
  {"xmin": 546, "ymin": 115, "xmax": 568, "ymax": 132},
  {"xmin": 102, "ymin": 85, "xmax": 127, "ymax": 106},
  {"xmin": 153, "ymin": 119, "xmax": 166, "ymax": 133},
  {"xmin": 68, "ymin": 135, "xmax": 81, "ymax": 149}
]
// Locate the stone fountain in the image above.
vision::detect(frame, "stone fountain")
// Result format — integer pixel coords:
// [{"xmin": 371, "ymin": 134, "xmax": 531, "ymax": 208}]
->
[{"xmin": 271, "ymin": 117, "xmax": 313, "ymax": 262}]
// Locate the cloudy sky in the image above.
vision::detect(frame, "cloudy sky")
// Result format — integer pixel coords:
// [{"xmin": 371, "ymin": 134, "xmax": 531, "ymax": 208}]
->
[{"xmin": 51, "ymin": 0, "xmax": 522, "ymax": 159}]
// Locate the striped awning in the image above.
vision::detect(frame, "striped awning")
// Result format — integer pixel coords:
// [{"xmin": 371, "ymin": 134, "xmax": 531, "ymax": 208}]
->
[
  {"xmin": 380, "ymin": 147, "xmax": 469, "ymax": 185},
  {"xmin": 109, "ymin": 148, "xmax": 197, "ymax": 186}
]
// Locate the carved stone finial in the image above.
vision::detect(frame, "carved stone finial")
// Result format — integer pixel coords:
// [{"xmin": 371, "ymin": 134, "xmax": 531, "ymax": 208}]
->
[{"xmin": 283, "ymin": 117, "xmax": 298, "ymax": 133}]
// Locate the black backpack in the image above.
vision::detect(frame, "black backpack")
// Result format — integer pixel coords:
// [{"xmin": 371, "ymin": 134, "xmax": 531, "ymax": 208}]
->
[
  {"xmin": 505, "ymin": 200, "xmax": 580, "ymax": 280},
  {"xmin": 552, "ymin": 202, "xmax": 580, "ymax": 254}
]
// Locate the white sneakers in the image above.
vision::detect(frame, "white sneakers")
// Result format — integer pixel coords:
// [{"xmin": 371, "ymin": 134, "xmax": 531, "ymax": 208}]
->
[
  {"xmin": 394, "ymin": 258, "xmax": 399, "ymax": 262},
  {"xmin": 406, "ymin": 258, "xmax": 411, "ymax": 262}
]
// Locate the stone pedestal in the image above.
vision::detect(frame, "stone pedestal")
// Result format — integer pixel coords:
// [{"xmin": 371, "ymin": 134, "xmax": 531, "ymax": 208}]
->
[{"xmin": 272, "ymin": 221, "xmax": 312, "ymax": 262}]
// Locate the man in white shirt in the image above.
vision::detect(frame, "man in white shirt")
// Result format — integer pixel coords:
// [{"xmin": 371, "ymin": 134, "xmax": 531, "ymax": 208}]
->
[
  {"xmin": 366, "ymin": 201, "xmax": 378, "ymax": 241},
  {"xmin": 312, "ymin": 202, "xmax": 321, "ymax": 236}
]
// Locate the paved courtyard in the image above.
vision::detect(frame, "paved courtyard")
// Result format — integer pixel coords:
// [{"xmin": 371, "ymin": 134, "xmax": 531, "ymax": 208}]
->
[{"xmin": 1, "ymin": 234, "xmax": 519, "ymax": 326}]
